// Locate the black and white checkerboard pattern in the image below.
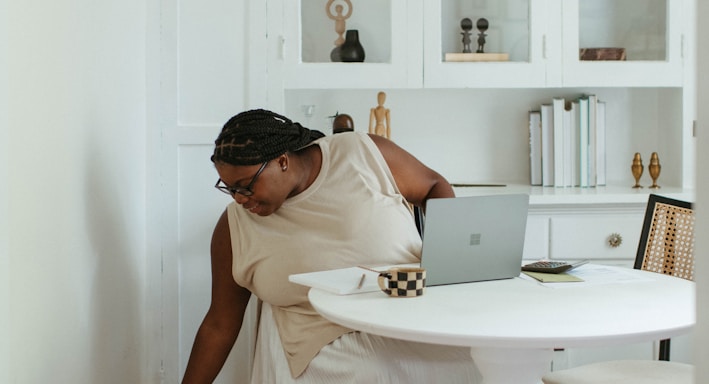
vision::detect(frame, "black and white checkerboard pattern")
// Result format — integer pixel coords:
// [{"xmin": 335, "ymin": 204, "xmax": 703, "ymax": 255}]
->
[{"xmin": 383, "ymin": 271, "xmax": 425, "ymax": 297}]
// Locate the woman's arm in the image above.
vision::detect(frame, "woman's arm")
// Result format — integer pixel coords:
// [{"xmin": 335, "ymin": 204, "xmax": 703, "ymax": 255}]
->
[
  {"xmin": 182, "ymin": 210, "xmax": 252, "ymax": 384},
  {"xmin": 368, "ymin": 134, "xmax": 455, "ymax": 208}
]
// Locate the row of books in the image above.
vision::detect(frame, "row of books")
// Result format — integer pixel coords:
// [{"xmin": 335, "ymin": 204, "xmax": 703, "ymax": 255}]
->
[{"xmin": 529, "ymin": 95, "xmax": 606, "ymax": 187}]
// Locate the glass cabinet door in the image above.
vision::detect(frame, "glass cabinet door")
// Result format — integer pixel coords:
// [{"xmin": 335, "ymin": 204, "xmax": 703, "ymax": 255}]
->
[
  {"xmin": 279, "ymin": 0, "xmax": 422, "ymax": 89},
  {"xmin": 423, "ymin": 0, "xmax": 550, "ymax": 88},
  {"xmin": 561, "ymin": 0, "xmax": 684, "ymax": 87}
]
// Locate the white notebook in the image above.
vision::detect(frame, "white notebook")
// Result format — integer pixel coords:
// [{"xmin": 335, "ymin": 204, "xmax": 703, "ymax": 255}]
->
[{"xmin": 289, "ymin": 266, "xmax": 383, "ymax": 295}]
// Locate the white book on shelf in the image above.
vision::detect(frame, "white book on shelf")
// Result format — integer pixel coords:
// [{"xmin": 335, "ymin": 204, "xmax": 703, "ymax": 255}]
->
[
  {"xmin": 528, "ymin": 110, "xmax": 542, "ymax": 186},
  {"xmin": 563, "ymin": 103, "xmax": 573, "ymax": 187},
  {"xmin": 596, "ymin": 100, "xmax": 606, "ymax": 186},
  {"xmin": 552, "ymin": 98, "xmax": 565, "ymax": 187},
  {"xmin": 588, "ymin": 94, "xmax": 598, "ymax": 187},
  {"xmin": 570, "ymin": 100, "xmax": 580, "ymax": 187},
  {"xmin": 540, "ymin": 104, "xmax": 554, "ymax": 187},
  {"xmin": 578, "ymin": 97, "xmax": 590, "ymax": 188}
]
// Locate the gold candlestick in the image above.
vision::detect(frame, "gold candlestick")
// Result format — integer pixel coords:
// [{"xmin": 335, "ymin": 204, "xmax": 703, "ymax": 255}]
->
[
  {"xmin": 648, "ymin": 152, "xmax": 661, "ymax": 189},
  {"xmin": 631, "ymin": 152, "xmax": 644, "ymax": 188}
]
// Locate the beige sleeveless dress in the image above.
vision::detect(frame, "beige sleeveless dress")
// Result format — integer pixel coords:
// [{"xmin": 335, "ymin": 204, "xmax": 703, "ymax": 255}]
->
[{"xmin": 226, "ymin": 132, "xmax": 480, "ymax": 383}]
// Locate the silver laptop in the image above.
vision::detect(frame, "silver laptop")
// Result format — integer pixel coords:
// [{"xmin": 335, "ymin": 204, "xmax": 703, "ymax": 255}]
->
[{"xmin": 420, "ymin": 194, "xmax": 529, "ymax": 286}]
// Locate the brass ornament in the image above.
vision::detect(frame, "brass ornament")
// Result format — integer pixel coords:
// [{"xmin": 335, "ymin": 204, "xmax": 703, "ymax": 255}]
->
[
  {"xmin": 607, "ymin": 233, "xmax": 623, "ymax": 248},
  {"xmin": 648, "ymin": 152, "xmax": 662, "ymax": 189},
  {"xmin": 631, "ymin": 152, "xmax": 643, "ymax": 188}
]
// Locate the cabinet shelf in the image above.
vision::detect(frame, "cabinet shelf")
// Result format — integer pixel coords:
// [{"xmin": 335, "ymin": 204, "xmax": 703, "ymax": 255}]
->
[
  {"xmin": 454, "ymin": 184, "xmax": 694, "ymax": 207},
  {"xmin": 282, "ymin": 87, "xmax": 692, "ymax": 195}
]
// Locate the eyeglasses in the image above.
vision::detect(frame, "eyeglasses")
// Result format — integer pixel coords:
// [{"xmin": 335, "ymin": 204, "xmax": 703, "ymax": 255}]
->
[{"xmin": 215, "ymin": 161, "xmax": 268, "ymax": 197}]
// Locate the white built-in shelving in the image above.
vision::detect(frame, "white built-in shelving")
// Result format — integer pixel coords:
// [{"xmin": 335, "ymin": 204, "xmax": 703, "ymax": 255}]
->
[{"xmin": 265, "ymin": 0, "xmax": 695, "ymax": 206}]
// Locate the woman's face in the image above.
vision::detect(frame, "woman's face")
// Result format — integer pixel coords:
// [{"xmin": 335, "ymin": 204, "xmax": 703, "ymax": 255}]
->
[{"xmin": 214, "ymin": 159, "xmax": 289, "ymax": 216}]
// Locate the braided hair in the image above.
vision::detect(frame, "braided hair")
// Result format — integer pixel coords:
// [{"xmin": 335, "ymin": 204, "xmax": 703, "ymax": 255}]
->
[{"xmin": 211, "ymin": 109, "xmax": 325, "ymax": 165}]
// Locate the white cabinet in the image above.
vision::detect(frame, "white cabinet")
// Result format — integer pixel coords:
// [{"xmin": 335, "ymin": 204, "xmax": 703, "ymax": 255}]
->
[
  {"xmin": 276, "ymin": 0, "xmax": 422, "ymax": 90},
  {"xmin": 423, "ymin": 0, "xmax": 685, "ymax": 88},
  {"xmin": 454, "ymin": 186, "xmax": 669, "ymax": 265},
  {"xmin": 274, "ymin": 0, "xmax": 688, "ymax": 90},
  {"xmin": 265, "ymin": 0, "xmax": 695, "ymax": 201},
  {"xmin": 550, "ymin": 212, "xmax": 643, "ymax": 262},
  {"xmin": 422, "ymin": 0, "xmax": 550, "ymax": 88},
  {"xmin": 523, "ymin": 214, "xmax": 549, "ymax": 260},
  {"xmin": 561, "ymin": 0, "xmax": 685, "ymax": 87},
  {"xmin": 524, "ymin": 211, "xmax": 644, "ymax": 266}
]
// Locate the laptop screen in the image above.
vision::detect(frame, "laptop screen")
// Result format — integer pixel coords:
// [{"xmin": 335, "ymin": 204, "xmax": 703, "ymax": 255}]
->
[{"xmin": 420, "ymin": 194, "xmax": 529, "ymax": 286}]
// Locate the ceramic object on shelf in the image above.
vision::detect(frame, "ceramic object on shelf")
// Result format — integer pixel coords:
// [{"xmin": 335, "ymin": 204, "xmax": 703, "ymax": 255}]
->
[
  {"xmin": 579, "ymin": 47, "xmax": 626, "ymax": 61},
  {"xmin": 339, "ymin": 30, "xmax": 365, "ymax": 62},
  {"xmin": 330, "ymin": 46, "xmax": 342, "ymax": 62},
  {"xmin": 332, "ymin": 113, "xmax": 354, "ymax": 134}
]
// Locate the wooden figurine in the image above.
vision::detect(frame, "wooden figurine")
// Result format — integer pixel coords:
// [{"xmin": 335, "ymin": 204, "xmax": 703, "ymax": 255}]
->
[
  {"xmin": 649, "ymin": 152, "xmax": 662, "ymax": 189},
  {"xmin": 631, "ymin": 152, "xmax": 644, "ymax": 188},
  {"xmin": 369, "ymin": 91, "xmax": 391, "ymax": 139},
  {"xmin": 326, "ymin": 0, "xmax": 353, "ymax": 47}
]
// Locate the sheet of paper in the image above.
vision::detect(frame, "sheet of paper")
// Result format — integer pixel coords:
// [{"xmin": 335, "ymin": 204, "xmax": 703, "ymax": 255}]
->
[
  {"xmin": 522, "ymin": 271, "xmax": 584, "ymax": 283},
  {"xmin": 567, "ymin": 264, "xmax": 653, "ymax": 284},
  {"xmin": 519, "ymin": 264, "xmax": 654, "ymax": 288},
  {"xmin": 289, "ymin": 267, "xmax": 383, "ymax": 295}
]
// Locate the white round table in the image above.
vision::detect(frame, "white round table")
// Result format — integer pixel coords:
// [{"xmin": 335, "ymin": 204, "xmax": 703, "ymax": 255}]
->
[{"xmin": 308, "ymin": 265, "xmax": 695, "ymax": 384}]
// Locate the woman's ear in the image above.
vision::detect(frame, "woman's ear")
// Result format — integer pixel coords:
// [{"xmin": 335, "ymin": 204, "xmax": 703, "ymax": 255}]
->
[{"xmin": 278, "ymin": 154, "xmax": 289, "ymax": 171}]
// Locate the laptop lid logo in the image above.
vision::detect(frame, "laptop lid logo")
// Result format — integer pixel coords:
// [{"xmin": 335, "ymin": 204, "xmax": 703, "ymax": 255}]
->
[{"xmin": 469, "ymin": 233, "xmax": 481, "ymax": 245}]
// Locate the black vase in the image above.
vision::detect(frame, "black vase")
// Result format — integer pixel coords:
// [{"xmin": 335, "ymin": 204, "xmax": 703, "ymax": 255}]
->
[
  {"xmin": 330, "ymin": 45, "xmax": 342, "ymax": 62},
  {"xmin": 339, "ymin": 30, "xmax": 365, "ymax": 62}
]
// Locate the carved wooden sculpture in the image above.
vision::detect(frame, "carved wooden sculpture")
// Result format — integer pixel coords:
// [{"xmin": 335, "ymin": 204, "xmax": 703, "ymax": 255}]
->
[{"xmin": 369, "ymin": 91, "xmax": 391, "ymax": 139}]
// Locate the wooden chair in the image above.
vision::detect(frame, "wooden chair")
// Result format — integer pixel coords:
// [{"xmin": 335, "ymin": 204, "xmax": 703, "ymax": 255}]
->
[
  {"xmin": 413, "ymin": 205, "xmax": 424, "ymax": 238},
  {"xmin": 541, "ymin": 194, "xmax": 695, "ymax": 384}
]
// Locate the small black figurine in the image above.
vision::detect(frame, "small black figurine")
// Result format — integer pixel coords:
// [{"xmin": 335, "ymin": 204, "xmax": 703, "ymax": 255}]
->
[
  {"xmin": 460, "ymin": 18, "xmax": 473, "ymax": 53},
  {"xmin": 476, "ymin": 18, "xmax": 489, "ymax": 53}
]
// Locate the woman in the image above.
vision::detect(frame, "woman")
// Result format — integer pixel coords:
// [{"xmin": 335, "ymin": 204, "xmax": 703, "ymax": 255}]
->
[{"xmin": 182, "ymin": 109, "xmax": 480, "ymax": 383}]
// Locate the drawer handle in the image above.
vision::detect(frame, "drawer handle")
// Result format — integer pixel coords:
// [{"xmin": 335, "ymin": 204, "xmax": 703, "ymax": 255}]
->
[{"xmin": 607, "ymin": 233, "xmax": 623, "ymax": 248}]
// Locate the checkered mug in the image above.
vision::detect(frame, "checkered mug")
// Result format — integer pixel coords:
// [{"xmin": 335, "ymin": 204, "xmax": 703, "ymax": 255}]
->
[{"xmin": 377, "ymin": 267, "xmax": 426, "ymax": 297}]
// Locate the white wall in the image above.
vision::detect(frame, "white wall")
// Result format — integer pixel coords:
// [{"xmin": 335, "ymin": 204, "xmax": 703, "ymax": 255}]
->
[
  {"xmin": 3, "ymin": 1, "xmax": 149, "ymax": 383},
  {"xmin": 284, "ymin": 88, "xmax": 683, "ymax": 187},
  {"xmin": 156, "ymin": 0, "xmax": 259, "ymax": 382},
  {"xmin": 695, "ymin": 0, "xmax": 709, "ymax": 382},
  {"xmin": 1, "ymin": 0, "xmax": 11, "ymax": 379}
]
